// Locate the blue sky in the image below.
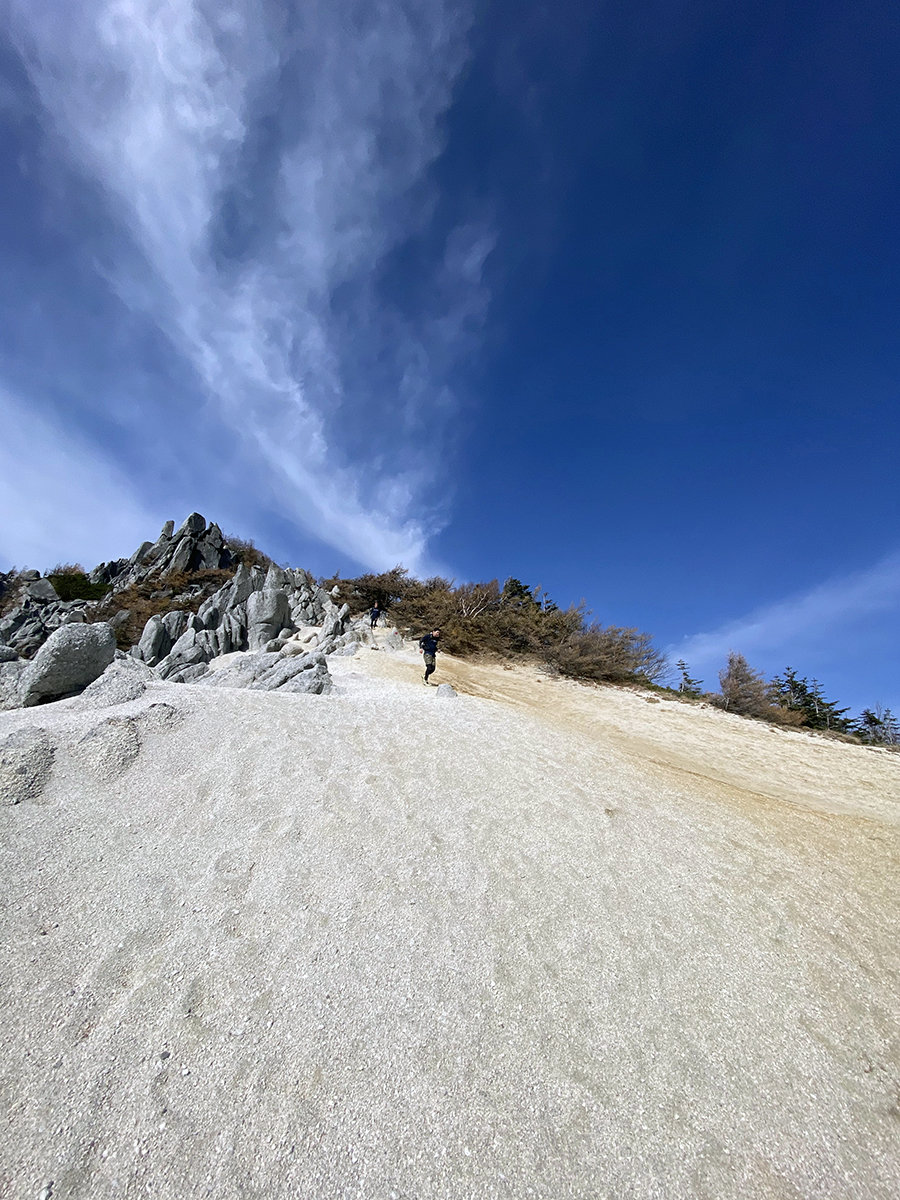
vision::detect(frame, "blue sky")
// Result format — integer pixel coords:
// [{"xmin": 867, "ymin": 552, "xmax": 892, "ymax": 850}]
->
[{"xmin": 1, "ymin": 0, "xmax": 898, "ymax": 715}]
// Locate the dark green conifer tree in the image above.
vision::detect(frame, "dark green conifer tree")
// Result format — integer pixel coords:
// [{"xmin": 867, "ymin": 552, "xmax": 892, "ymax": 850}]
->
[{"xmin": 675, "ymin": 659, "xmax": 703, "ymax": 698}]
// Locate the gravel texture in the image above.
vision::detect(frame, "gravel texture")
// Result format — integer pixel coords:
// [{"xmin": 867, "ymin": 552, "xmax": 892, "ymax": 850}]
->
[{"xmin": 0, "ymin": 638, "xmax": 898, "ymax": 1199}]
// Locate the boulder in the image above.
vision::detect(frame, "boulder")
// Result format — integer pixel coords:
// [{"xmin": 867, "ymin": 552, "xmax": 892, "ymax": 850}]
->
[
  {"xmin": 0, "ymin": 646, "xmax": 18, "ymax": 662},
  {"xmin": 247, "ymin": 652, "xmax": 332, "ymax": 695},
  {"xmin": 169, "ymin": 537, "xmax": 194, "ymax": 574},
  {"xmin": 18, "ymin": 622, "xmax": 116, "ymax": 707},
  {"xmin": 135, "ymin": 614, "xmax": 171, "ymax": 665},
  {"xmin": 194, "ymin": 651, "xmax": 282, "ymax": 690},
  {"xmin": 168, "ymin": 663, "xmax": 210, "ymax": 684},
  {"xmin": 128, "ymin": 540, "xmax": 154, "ymax": 566},
  {"xmin": 26, "ymin": 578, "xmax": 59, "ymax": 604},
  {"xmin": 174, "ymin": 512, "xmax": 207, "ymax": 539},
  {"xmin": 0, "ymin": 726, "xmax": 55, "ymax": 804},
  {"xmin": 161, "ymin": 610, "xmax": 189, "ymax": 643},
  {"xmin": 246, "ymin": 588, "xmax": 291, "ymax": 650},
  {"xmin": 436, "ymin": 683, "xmax": 458, "ymax": 699},
  {"xmin": 75, "ymin": 657, "xmax": 157, "ymax": 708}
]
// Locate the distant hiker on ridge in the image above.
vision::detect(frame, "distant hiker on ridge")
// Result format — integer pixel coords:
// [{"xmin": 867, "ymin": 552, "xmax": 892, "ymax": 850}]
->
[
  {"xmin": 370, "ymin": 603, "xmax": 381, "ymax": 629},
  {"xmin": 419, "ymin": 629, "xmax": 441, "ymax": 685}
]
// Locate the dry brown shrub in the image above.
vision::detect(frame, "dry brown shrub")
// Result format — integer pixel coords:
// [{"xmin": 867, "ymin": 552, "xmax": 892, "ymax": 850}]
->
[
  {"xmin": 89, "ymin": 568, "xmax": 234, "ymax": 649},
  {"xmin": 223, "ymin": 535, "xmax": 272, "ymax": 570},
  {"xmin": 45, "ymin": 562, "xmax": 87, "ymax": 575},
  {"xmin": 546, "ymin": 624, "xmax": 668, "ymax": 684},
  {"xmin": 0, "ymin": 570, "xmax": 24, "ymax": 619},
  {"xmin": 764, "ymin": 705, "xmax": 807, "ymax": 728},
  {"xmin": 330, "ymin": 567, "xmax": 667, "ymax": 686}
]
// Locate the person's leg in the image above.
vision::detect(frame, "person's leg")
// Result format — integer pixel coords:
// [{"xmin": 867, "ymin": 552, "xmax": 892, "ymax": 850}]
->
[{"xmin": 424, "ymin": 654, "xmax": 435, "ymax": 683}]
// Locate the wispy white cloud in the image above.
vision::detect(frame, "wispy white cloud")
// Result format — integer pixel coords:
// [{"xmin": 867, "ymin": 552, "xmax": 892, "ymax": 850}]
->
[
  {"xmin": 0, "ymin": 386, "xmax": 162, "ymax": 570},
  {"xmin": 6, "ymin": 0, "xmax": 487, "ymax": 572},
  {"xmin": 671, "ymin": 551, "xmax": 900, "ymax": 675}
]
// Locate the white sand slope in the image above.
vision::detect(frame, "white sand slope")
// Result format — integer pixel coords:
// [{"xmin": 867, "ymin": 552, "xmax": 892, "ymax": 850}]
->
[{"xmin": 1, "ymin": 634, "xmax": 898, "ymax": 1199}]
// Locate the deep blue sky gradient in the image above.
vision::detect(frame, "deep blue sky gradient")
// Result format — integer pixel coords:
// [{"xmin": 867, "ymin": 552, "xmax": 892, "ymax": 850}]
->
[{"xmin": 0, "ymin": 0, "xmax": 897, "ymax": 713}]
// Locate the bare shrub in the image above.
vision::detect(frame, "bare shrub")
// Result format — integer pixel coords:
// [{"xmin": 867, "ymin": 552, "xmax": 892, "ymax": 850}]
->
[
  {"xmin": 547, "ymin": 624, "xmax": 668, "ymax": 684},
  {"xmin": 46, "ymin": 562, "xmax": 87, "ymax": 575},
  {"xmin": 223, "ymin": 535, "xmax": 272, "ymax": 571},
  {"xmin": 717, "ymin": 652, "xmax": 771, "ymax": 717},
  {"xmin": 0, "ymin": 570, "xmax": 24, "ymax": 618},
  {"xmin": 334, "ymin": 567, "xmax": 668, "ymax": 685},
  {"xmin": 327, "ymin": 567, "xmax": 411, "ymax": 615}
]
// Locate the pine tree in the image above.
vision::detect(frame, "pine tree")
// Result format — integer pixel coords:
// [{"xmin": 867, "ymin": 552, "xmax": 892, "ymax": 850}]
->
[
  {"xmin": 856, "ymin": 704, "xmax": 900, "ymax": 744},
  {"xmin": 806, "ymin": 678, "xmax": 853, "ymax": 732},
  {"xmin": 769, "ymin": 668, "xmax": 852, "ymax": 731},
  {"xmin": 769, "ymin": 667, "xmax": 807, "ymax": 711},
  {"xmin": 675, "ymin": 659, "xmax": 704, "ymax": 698},
  {"xmin": 883, "ymin": 709, "xmax": 900, "ymax": 744},
  {"xmin": 501, "ymin": 578, "xmax": 537, "ymax": 608},
  {"xmin": 855, "ymin": 709, "xmax": 885, "ymax": 743}
]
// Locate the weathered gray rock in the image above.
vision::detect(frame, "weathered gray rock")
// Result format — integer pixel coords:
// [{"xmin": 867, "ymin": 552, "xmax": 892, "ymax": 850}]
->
[
  {"xmin": 195, "ymin": 652, "xmax": 282, "ymax": 690},
  {"xmin": 168, "ymin": 663, "xmax": 210, "ymax": 683},
  {"xmin": 246, "ymin": 587, "xmax": 291, "ymax": 650},
  {"xmin": 75, "ymin": 716, "xmax": 141, "ymax": 781},
  {"xmin": 26, "ymin": 578, "xmax": 59, "ymax": 603},
  {"xmin": 75, "ymin": 657, "xmax": 157, "ymax": 708},
  {"xmin": 1, "ymin": 514, "xmax": 341, "ymax": 685},
  {"xmin": 135, "ymin": 614, "xmax": 170, "ymax": 665},
  {"xmin": 248, "ymin": 652, "xmax": 331, "ymax": 694},
  {"xmin": 0, "ymin": 661, "xmax": 24, "ymax": 711},
  {"xmin": 128, "ymin": 539, "xmax": 154, "ymax": 566},
  {"xmin": 0, "ymin": 606, "xmax": 46, "ymax": 657},
  {"xmin": 436, "ymin": 683, "xmax": 457, "ymax": 699},
  {"xmin": 0, "ymin": 646, "xmax": 18, "ymax": 662},
  {"xmin": 174, "ymin": 512, "xmax": 207, "ymax": 539},
  {"xmin": 0, "ymin": 726, "xmax": 55, "ymax": 804},
  {"xmin": 161, "ymin": 610, "xmax": 189, "ymax": 644},
  {"xmin": 19, "ymin": 623, "xmax": 117, "ymax": 707},
  {"xmin": 169, "ymin": 537, "xmax": 193, "ymax": 574},
  {"xmin": 157, "ymin": 621, "xmax": 207, "ymax": 679}
]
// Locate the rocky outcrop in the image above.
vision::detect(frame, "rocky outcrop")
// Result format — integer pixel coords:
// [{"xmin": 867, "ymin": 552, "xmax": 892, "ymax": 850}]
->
[
  {"xmin": 196, "ymin": 649, "xmax": 332, "ymax": 694},
  {"xmin": 0, "ymin": 514, "xmax": 355, "ymax": 708},
  {"xmin": 89, "ymin": 513, "xmax": 232, "ymax": 592},
  {"xmin": 0, "ymin": 515, "xmax": 232, "ymax": 660},
  {"xmin": 18, "ymin": 623, "xmax": 117, "ymax": 708},
  {"xmin": 134, "ymin": 562, "xmax": 351, "ymax": 681},
  {"xmin": 0, "ymin": 591, "xmax": 90, "ymax": 659}
]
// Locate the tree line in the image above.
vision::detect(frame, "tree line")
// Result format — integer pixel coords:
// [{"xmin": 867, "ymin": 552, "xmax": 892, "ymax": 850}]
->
[
  {"xmin": 329, "ymin": 566, "xmax": 895, "ymax": 745},
  {"xmin": 676, "ymin": 653, "xmax": 898, "ymax": 745},
  {"xmin": 327, "ymin": 566, "xmax": 667, "ymax": 685}
]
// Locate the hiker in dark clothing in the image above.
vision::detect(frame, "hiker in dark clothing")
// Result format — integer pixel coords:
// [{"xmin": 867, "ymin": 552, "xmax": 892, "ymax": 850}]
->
[
  {"xmin": 370, "ymin": 603, "xmax": 381, "ymax": 628},
  {"xmin": 419, "ymin": 629, "xmax": 441, "ymax": 684}
]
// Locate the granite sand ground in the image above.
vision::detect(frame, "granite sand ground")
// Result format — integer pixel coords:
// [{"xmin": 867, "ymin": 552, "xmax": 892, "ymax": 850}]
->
[{"xmin": 1, "ymin": 631, "xmax": 898, "ymax": 1198}]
